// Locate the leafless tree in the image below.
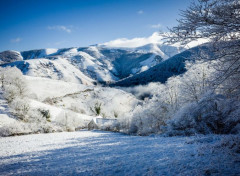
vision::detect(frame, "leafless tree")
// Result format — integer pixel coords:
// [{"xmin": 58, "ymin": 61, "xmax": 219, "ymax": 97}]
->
[{"xmin": 167, "ymin": 0, "xmax": 240, "ymax": 98}]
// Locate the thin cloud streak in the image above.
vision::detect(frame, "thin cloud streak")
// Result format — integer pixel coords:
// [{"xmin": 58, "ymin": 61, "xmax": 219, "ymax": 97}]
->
[
  {"xmin": 137, "ymin": 10, "xmax": 144, "ymax": 14},
  {"xmin": 10, "ymin": 37, "xmax": 22, "ymax": 43},
  {"xmin": 47, "ymin": 25, "xmax": 72, "ymax": 33},
  {"xmin": 150, "ymin": 24, "xmax": 162, "ymax": 29}
]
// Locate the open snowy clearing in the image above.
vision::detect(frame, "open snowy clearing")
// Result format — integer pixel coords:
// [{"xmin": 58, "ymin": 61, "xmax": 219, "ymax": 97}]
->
[{"xmin": 0, "ymin": 131, "xmax": 239, "ymax": 176}]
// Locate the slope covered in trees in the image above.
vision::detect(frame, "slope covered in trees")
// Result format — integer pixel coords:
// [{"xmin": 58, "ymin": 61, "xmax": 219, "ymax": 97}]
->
[{"xmin": 117, "ymin": 0, "xmax": 240, "ymax": 137}]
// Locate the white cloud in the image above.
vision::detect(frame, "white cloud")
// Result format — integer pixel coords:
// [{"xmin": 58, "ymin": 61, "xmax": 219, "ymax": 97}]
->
[
  {"xmin": 10, "ymin": 37, "xmax": 22, "ymax": 43},
  {"xmin": 100, "ymin": 32, "xmax": 164, "ymax": 48},
  {"xmin": 137, "ymin": 10, "xmax": 144, "ymax": 14},
  {"xmin": 100, "ymin": 32, "xmax": 209, "ymax": 49},
  {"xmin": 54, "ymin": 41, "xmax": 66, "ymax": 45},
  {"xmin": 47, "ymin": 25, "xmax": 72, "ymax": 33},
  {"xmin": 150, "ymin": 24, "xmax": 162, "ymax": 29}
]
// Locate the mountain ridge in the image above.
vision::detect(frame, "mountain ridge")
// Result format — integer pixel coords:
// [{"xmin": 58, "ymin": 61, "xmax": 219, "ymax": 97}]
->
[{"xmin": 0, "ymin": 33, "xmax": 209, "ymax": 86}]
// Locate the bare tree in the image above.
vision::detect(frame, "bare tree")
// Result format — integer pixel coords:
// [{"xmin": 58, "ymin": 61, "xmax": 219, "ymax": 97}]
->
[
  {"xmin": 167, "ymin": 0, "xmax": 240, "ymax": 98},
  {"xmin": 168, "ymin": 0, "xmax": 240, "ymax": 43}
]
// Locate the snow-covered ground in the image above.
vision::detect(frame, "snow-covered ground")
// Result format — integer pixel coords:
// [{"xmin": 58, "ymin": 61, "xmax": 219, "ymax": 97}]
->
[{"xmin": 0, "ymin": 131, "xmax": 239, "ymax": 176}]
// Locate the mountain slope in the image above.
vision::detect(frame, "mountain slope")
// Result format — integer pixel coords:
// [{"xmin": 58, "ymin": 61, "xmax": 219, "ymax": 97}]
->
[
  {"xmin": 2, "ymin": 58, "xmax": 95, "ymax": 85},
  {"xmin": 1, "ymin": 47, "xmax": 164, "ymax": 84},
  {"xmin": 0, "ymin": 50, "xmax": 23, "ymax": 64},
  {"xmin": 112, "ymin": 45, "xmax": 210, "ymax": 87},
  {"xmin": 0, "ymin": 33, "xmax": 209, "ymax": 85}
]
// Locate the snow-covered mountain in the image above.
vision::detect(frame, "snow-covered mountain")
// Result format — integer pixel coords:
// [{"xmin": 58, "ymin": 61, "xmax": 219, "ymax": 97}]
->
[
  {"xmin": 1, "ymin": 47, "xmax": 162, "ymax": 85},
  {"xmin": 0, "ymin": 50, "xmax": 23, "ymax": 64},
  {"xmin": 0, "ymin": 32, "xmax": 208, "ymax": 85},
  {"xmin": 113, "ymin": 45, "xmax": 210, "ymax": 87}
]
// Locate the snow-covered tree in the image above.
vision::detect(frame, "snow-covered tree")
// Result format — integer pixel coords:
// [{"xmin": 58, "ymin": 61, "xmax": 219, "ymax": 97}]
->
[
  {"xmin": 180, "ymin": 61, "xmax": 216, "ymax": 103},
  {"xmin": 0, "ymin": 67, "xmax": 31, "ymax": 121},
  {"xmin": 0, "ymin": 67, "xmax": 28, "ymax": 102},
  {"xmin": 167, "ymin": 0, "xmax": 240, "ymax": 98},
  {"xmin": 0, "ymin": 67, "xmax": 8, "ymax": 89},
  {"xmin": 168, "ymin": 0, "xmax": 240, "ymax": 44},
  {"xmin": 119, "ymin": 60, "xmax": 224, "ymax": 135},
  {"xmin": 119, "ymin": 96, "xmax": 170, "ymax": 135}
]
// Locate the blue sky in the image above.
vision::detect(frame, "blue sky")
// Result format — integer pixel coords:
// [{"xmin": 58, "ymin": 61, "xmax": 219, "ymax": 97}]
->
[{"xmin": 0, "ymin": 0, "xmax": 191, "ymax": 52}]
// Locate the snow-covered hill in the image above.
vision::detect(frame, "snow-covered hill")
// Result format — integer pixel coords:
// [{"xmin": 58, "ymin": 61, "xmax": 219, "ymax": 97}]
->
[
  {"xmin": 0, "ymin": 75, "xmax": 140, "ymax": 136},
  {"xmin": 26, "ymin": 76, "xmax": 139, "ymax": 119},
  {"xmin": 0, "ymin": 32, "xmax": 208, "ymax": 85},
  {"xmin": 0, "ymin": 50, "xmax": 23, "ymax": 64}
]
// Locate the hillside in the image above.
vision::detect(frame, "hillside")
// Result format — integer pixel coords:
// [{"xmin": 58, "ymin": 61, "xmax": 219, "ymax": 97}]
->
[
  {"xmin": 113, "ymin": 45, "xmax": 210, "ymax": 86},
  {"xmin": 0, "ymin": 33, "xmax": 207, "ymax": 86}
]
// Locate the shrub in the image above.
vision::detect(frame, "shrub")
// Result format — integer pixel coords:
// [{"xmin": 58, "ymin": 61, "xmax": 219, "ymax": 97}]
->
[
  {"xmin": 91, "ymin": 102, "xmax": 102, "ymax": 116},
  {"xmin": 114, "ymin": 111, "xmax": 118, "ymax": 118},
  {"xmin": 38, "ymin": 109, "xmax": 51, "ymax": 122},
  {"xmin": 120, "ymin": 97, "xmax": 171, "ymax": 135},
  {"xmin": 9, "ymin": 98, "xmax": 30, "ymax": 121},
  {"xmin": 214, "ymin": 135, "xmax": 240, "ymax": 153},
  {"xmin": 165, "ymin": 93, "xmax": 240, "ymax": 136}
]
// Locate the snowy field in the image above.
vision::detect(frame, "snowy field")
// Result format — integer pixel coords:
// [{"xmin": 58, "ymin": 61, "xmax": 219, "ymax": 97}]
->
[{"xmin": 0, "ymin": 131, "xmax": 239, "ymax": 176}]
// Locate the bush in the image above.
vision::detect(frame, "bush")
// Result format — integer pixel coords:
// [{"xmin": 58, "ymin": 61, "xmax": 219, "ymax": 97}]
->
[
  {"xmin": 38, "ymin": 109, "xmax": 51, "ymax": 122},
  {"xmin": 165, "ymin": 93, "xmax": 240, "ymax": 136},
  {"xmin": 214, "ymin": 135, "xmax": 240, "ymax": 153},
  {"xmin": 119, "ymin": 97, "xmax": 170, "ymax": 135},
  {"xmin": 43, "ymin": 97, "xmax": 55, "ymax": 105},
  {"xmin": 54, "ymin": 111, "xmax": 85, "ymax": 131},
  {"xmin": 9, "ymin": 98, "xmax": 30, "ymax": 121},
  {"xmin": 100, "ymin": 121, "xmax": 120, "ymax": 132},
  {"xmin": 91, "ymin": 102, "xmax": 102, "ymax": 116},
  {"xmin": 0, "ymin": 121, "xmax": 63, "ymax": 137}
]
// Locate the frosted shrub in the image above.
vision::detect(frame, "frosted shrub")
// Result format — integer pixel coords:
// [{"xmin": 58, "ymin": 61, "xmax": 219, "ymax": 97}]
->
[
  {"xmin": 118, "ymin": 115, "xmax": 131, "ymax": 133},
  {"xmin": 113, "ymin": 111, "xmax": 118, "ymax": 118},
  {"xmin": 9, "ymin": 99, "xmax": 48, "ymax": 123},
  {"xmin": 3, "ymin": 85, "xmax": 19, "ymax": 103},
  {"xmin": 9, "ymin": 98, "xmax": 30, "ymax": 121},
  {"xmin": 90, "ymin": 102, "xmax": 102, "ymax": 116},
  {"xmin": 100, "ymin": 121, "xmax": 120, "ymax": 132},
  {"xmin": 121, "ymin": 82, "xmax": 163, "ymax": 100},
  {"xmin": 222, "ymin": 100, "xmax": 240, "ymax": 134},
  {"xmin": 213, "ymin": 135, "xmax": 240, "ymax": 153},
  {"xmin": 0, "ymin": 120, "xmax": 62, "ymax": 137},
  {"xmin": 121, "ymin": 97, "xmax": 171, "ymax": 135},
  {"xmin": 43, "ymin": 97, "xmax": 55, "ymax": 105},
  {"xmin": 165, "ymin": 93, "xmax": 240, "ymax": 136},
  {"xmin": 38, "ymin": 109, "xmax": 51, "ymax": 122},
  {"xmin": 70, "ymin": 103, "xmax": 86, "ymax": 114},
  {"xmin": 0, "ymin": 122, "xmax": 31, "ymax": 137},
  {"xmin": 55, "ymin": 111, "xmax": 85, "ymax": 131}
]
